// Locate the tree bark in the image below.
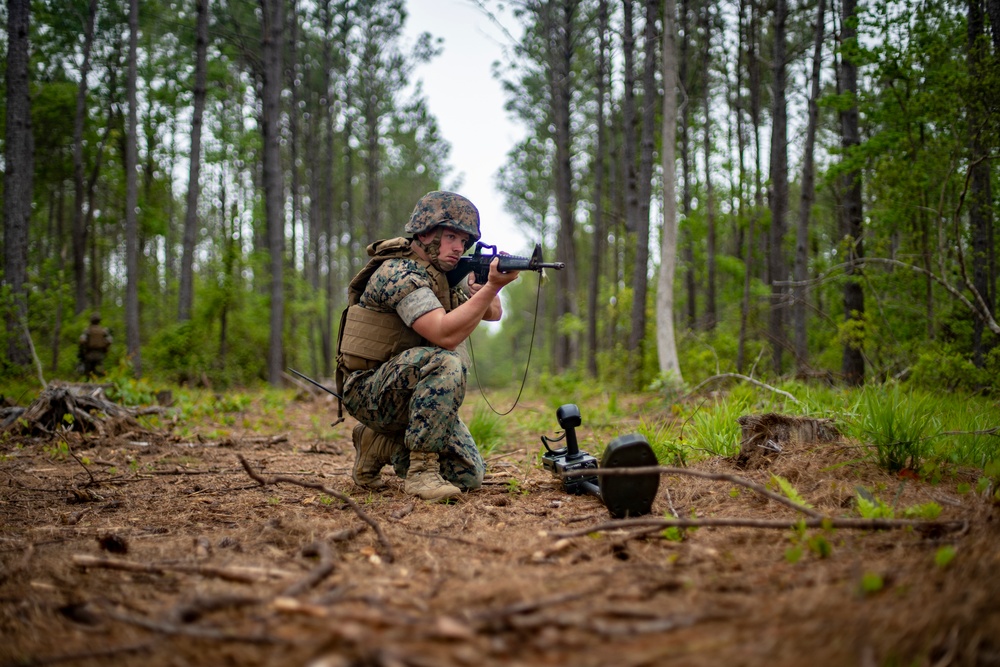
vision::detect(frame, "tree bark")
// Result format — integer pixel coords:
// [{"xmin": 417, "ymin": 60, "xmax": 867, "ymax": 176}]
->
[
  {"xmin": 967, "ymin": 0, "xmax": 996, "ymax": 367},
  {"xmin": 629, "ymin": 0, "xmax": 659, "ymax": 383},
  {"xmin": 179, "ymin": 0, "xmax": 210, "ymax": 322},
  {"xmin": 125, "ymin": 0, "xmax": 142, "ymax": 375},
  {"xmin": 768, "ymin": 0, "xmax": 789, "ymax": 376},
  {"xmin": 701, "ymin": 2, "xmax": 716, "ymax": 332},
  {"xmin": 839, "ymin": 0, "xmax": 865, "ymax": 386},
  {"xmin": 793, "ymin": 0, "xmax": 826, "ymax": 371},
  {"xmin": 260, "ymin": 0, "xmax": 287, "ymax": 385},
  {"xmin": 679, "ymin": 0, "xmax": 696, "ymax": 330},
  {"xmin": 586, "ymin": 0, "xmax": 610, "ymax": 378},
  {"xmin": 656, "ymin": 0, "xmax": 683, "ymax": 384},
  {"xmin": 71, "ymin": 0, "xmax": 99, "ymax": 316},
  {"xmin": 3, "ymin": 0, "xmax": 34, "ymax": 367}
]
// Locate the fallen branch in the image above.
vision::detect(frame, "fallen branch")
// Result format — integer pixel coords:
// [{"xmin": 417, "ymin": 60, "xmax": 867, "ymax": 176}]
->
[
  {"xmin": 403, "ymin": 528, "xmax": 507, "ymax": 554},
  {"xmin": 563, "ymin": 465, "xmax": 824, "ymax": 518},
  {"xmin": 552, "ymin": 515, "xmax": 968, "ymax": 539},
  {"xmin": 280, "ymin": 541, "xmax": 335, "ymax": 597},
  {"xmin": 71, "ymin": 554, "xmax": 295, "ymax": 583},
  {"xmin": 101, "ymin": 606, "xmax": 293, "ymax": 644},
  {"xmin": 237, "ymin": 454, "xmax": 394, "ymax": 564},
  {"xmin": 8, "ymin": 641, "xmax": 157, "ymax": 667},
  {"xmin": 682, "ymin": 373, "xmax": 802, "ymax": 405}
]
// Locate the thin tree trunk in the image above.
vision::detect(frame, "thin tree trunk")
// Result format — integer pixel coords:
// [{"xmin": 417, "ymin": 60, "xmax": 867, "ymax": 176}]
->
[
  {"xmin": 71, "ymin": 0, "xmax": 99, "ymax": 316},
  {"xmin": 768, "ymin": 0, "xmax": 789, "ymax": 376},
  {"xmin": 260, "ymin": 0, "xmax": 286, "ymax": 385},
  {"xmin": 321, "ymin": 0, "xmax": 335, "ymax": 377},
  {"xmin": 551, "ymin": 0, "xmax": 579, "ymax": 370},
  {"xmin": 629, "ymin": 0, "xmax": 659, "ymax": 383},
  {"xmin": 679, "ymin": 0, "xmax": 695, "ymax": 330},
  {"xmin": 793, "ymin": 0, "xmax": 826, "ymax": 371},
  {"xmin": 124, "ymin": 0, "xmax": 142, "ymax": 375},
  {"xmin": 702, "ymin": 2, "xmax": 716, "ymax": 332},
  {"xmin": 968, "ymin": 0, "xmax": 995, "ymax": 367},
  {"xmin": 839, "ymin": 0, "xmax": 864, "ymax": 386},
  {"xmin": 736, "ymin": 0, "xmax": 752, "ymax": 373},
  {"xmin": 586, "ymin": 0, "xmax": 610, "ymax": 378},
  {"xmin": 656, "ymin": 0, "xmax": 683, "ymax": 384},
  {"xmin": 179, "ymin": 0, "xmax": 210, "ymax": 322}
]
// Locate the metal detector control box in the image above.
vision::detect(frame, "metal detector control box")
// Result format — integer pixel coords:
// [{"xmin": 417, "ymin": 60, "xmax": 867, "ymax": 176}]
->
[{"xmin": 541, "ymin": 404, "xmax": 660, "ymax": 518}]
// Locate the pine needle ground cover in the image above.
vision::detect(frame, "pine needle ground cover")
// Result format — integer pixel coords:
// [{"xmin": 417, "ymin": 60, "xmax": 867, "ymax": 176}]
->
[{"xmin": 1, "ymin": 385, "xmax": 998, "ymax": 667}]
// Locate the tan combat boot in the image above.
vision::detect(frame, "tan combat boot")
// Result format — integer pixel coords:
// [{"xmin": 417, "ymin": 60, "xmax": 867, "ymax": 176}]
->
[
  {"xmin": 351, "ymin": 424, "xmax": 400, "ymax": 489},
  {"xmin": 403, "ymin": 451, "xmax": 462, "ymax": 502}
]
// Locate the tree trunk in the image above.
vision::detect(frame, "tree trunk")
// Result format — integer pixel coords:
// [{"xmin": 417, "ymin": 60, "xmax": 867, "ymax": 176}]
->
[
  {"xmin": 629, "ymin": 0, "xmax": 659, "ymax": 383},
  {"xmin": 736, "ymin": 0, "xmax": 752, "ymax": 373},
  {"xmin": 586, "ymin": 0, "xmax": 610, "ymax": 378},
  {"xmin": 839, "ymin": 0, "xmax": 864, "ymax": 386},
  {"xmin": 178, "ymin": 0, "xmax": 210, "ymax": 322},
  {"xmin": 968, "ymin": 0, "xmax": 996, "ymax": 367},
  {"xmin": 71, "ymin": 0, "xmax": 99, "ymax": 316},
  {"xmin": 679, "ymin": 0, "xmax": 696, "ymax": 330},
  {"xmin": 3, "ymin": 0, "xmax": 33, "ymax": 367},
  {"xmin": 260, "ymin": 0, "xmax": 286, "ymax": 385},
  {"xmin": 768, "ymin": 0, "xmax": 789, "ymax": 376},
  {"xmin": 656, "ymin": 0, "xmax": 683, "ymax": 385},
  {"xmin": 701, "ymin": 2, "xmax": 716, "ymax": 332},
  {"xmin": 125, "ymin": 0, "xmax": 142, "ymax": 376},
  {"xmin": 793, "ymin": 0, "xmax": 826, "ymax": 371},
  {"xmin": 550, "ymin": 0, "xmax": 579, "ymax": 370}
]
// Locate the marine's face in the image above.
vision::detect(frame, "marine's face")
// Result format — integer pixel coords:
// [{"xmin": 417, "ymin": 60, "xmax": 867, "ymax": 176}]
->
[{"xmin": 419, "ymin": 227, "xmax": 469, "ymax": 270}]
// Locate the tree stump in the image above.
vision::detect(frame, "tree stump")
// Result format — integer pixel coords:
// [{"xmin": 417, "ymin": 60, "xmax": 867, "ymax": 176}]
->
[
  {"xmin": 734, "ymin": 413, "xmax": 840, "ymax": 469},
  {"xmin": 2, "ymin": 384, "xmax": 145, "ymax": 437}
]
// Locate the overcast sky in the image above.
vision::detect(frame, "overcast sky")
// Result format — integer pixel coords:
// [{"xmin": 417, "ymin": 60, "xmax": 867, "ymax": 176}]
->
[{"xmin": 402, "ymin": 0, "xmax": 528, "ymax": 254}]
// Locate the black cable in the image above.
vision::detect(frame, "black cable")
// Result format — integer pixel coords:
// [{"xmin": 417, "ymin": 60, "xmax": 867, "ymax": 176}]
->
[{"xmin": 468, "ymin": 272, "xmax": 543, "ymax": 416}]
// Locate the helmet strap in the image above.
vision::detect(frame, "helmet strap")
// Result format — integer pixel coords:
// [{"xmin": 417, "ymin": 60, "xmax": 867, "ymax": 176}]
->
[{"xmin": 412, "ymin": 228, "xmax": 449, "ymax": 272}]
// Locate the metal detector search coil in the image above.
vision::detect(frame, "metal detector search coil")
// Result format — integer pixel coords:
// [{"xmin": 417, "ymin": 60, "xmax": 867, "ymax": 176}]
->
[{"xmin": 541, "ymin": 404, "xmax": 661, "ymax": 518}]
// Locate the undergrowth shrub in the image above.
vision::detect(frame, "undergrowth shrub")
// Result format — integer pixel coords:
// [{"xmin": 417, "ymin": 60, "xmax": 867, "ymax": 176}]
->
[{"xmin": 849, "ymin": 384, "xmax": 939, "ymax": 473}]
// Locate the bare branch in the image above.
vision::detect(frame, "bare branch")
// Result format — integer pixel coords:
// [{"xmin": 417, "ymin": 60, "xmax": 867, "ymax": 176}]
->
[{"xmin": 237, "ymin": 454, "xmax": 395, "ymax": 563}]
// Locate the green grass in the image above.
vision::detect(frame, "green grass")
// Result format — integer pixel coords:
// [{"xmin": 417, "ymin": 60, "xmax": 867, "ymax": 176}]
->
[
  {"xmin": 468, "ymin": 402, "xmax": 506, "ymax": 458},
  {"xmin": 848, "ymin": 384, "xmax": 939, "ymax": 473}
]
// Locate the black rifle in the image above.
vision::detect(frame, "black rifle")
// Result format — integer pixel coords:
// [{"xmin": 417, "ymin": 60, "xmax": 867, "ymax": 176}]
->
[{"xmin": 446, "ymin": 242, "xmax": 565, "ymax": 287}]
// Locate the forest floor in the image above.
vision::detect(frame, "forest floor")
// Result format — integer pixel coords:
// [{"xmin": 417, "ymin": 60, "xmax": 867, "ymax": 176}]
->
[{"xmin": 1, "ymin": 386, "xmax": 999, "ymax": 667}]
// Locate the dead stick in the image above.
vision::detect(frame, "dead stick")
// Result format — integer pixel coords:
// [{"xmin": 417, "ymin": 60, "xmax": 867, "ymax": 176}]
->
[
  {"xmin": 72, "ymin": 554, "xmax": 295, "ymax": 583},
  {"xmin": 281, "ymin": 541, "xmax": 335, "ymax": 597},
  {"xmin": 562, "ymin": 466, "xmax": 824, "ymax": 518},
  {"xmin": 552, "ymin": 516, "xmax": 968, "ymax": 539},
  {"xmin": 237, "ymin": 454, "xmax": 394, "ymax": 564},
  {"xmin": 403, "ymin": 528, "xmax": 506, "ymax": 554},
  {"xmin": 101, "ymin": 607, "xmax": 292, "ymax": 644}
]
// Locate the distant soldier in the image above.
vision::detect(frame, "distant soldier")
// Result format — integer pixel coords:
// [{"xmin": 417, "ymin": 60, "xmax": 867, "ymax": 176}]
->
[{"xmin": 78, "ymin": 313, "xmax": 112, "ymax": 376}]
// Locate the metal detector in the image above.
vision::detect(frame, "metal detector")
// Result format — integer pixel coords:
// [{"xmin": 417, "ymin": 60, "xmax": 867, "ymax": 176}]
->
[{"xmin": 541, "ymin": 404, "xmax": 660, "ymax": 518}]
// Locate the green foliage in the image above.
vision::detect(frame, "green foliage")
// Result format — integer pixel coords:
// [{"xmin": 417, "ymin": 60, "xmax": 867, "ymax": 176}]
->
[
  {"xmin": 849, "ymin": 384, "xmax": 939, "ymax": 473},
  {"xmin": 688, "ymin": 395, "xmax": 750, "ymax": 458},
  {"xmin": 856, "ymin": 492, "xmax": 894, "ymax": 519},
  {"xmin": 859, "ymin": 572, "xmax": 884, "ymax": 595},
  {"xmin": 468, "ymin": 403, "xmax": 506, "ymax": 458},
  {"xmin": 770, "ymin": 475, "xmax": 813, "ymax": 509},
  {"xmin": 934, "ymin": 545, "xmax": 956, "ymax": 569},
  {"xmin": 902, "ymin": 502, "xmax": 942, "ymax": 520}
]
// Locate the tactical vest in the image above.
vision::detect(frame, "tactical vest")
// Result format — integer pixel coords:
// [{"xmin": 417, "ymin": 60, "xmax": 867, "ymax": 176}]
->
[
  {"xmin": 337, "ymin": 237, "xmax": 460, "ymax": 378},
  {"xmin": 85, "ymin": 325, "xmax": 110, "ymax": 352}
]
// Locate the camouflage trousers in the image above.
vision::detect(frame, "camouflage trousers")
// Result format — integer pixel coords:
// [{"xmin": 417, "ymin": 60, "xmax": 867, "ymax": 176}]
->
[{"xmin": 342, "ymin": 346, "xmax": 485, "ymax": 490}]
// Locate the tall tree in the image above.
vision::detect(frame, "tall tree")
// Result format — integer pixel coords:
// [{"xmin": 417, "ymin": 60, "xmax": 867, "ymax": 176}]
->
[
  {"xmin": 656, "ymin": 0, "xmax": 683, "ymax": 384},
  {"xmin": 586, "ymin": 0, "xmax": 610, "ymax": 378},
  {"xmin": 260, "ymin": 0, "xmax": 287, "ymax": 385},
  {"xmin": 628, "ymin": 0, "xmax": 659, "ymax": 383},
  {"xmin": 125, "ymin": 0, "xmax": 142, "ymax": 375},
  {"xmin": 701, "ymin": 1, "xmax": 717, "ymax": 331},
  {"xmin": 3, "ymin": 0, "xmax": 34, "ymax": 367},
  {"xmin": 838, "ymin": 0, "xmax": 865, "ymax": 385},
  {"xmin": 768, "ymin": 0, "xmax": 789, "ymax": 375},
  {"xmin": 71, "ymin": 0, "xmax": 99, "ymax": 316},
  {"xmin": 178, "ymin": 0, "xmax": 210, "ymax": 322},
  {"xmin": 793, "ymin": 0, "xmax": 826, "ymax": 371}
]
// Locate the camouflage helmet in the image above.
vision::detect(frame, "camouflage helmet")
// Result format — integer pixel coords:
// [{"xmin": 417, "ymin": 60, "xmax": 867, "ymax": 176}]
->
[
  {"xmin": 90, "ymin": 312, "xmax": 102, "ymax": 324},
  {"xmin": 404, "ymin": 191, "xmax": 481, "ymax": 244}
]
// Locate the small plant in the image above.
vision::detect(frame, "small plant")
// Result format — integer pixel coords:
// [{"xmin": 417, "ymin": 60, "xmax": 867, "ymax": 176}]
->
[
  {"xmin": 850, "ymin": 384, "xmax": 939, "ymax": 473},
  {"xmin": 934, "ymin": 545, "xmax": 956, "ymax": 569},
  {"xmin": 468, "ymin": 403, "xmax": 505, "ymax": 458},
  {"xmin": 689, "ymin": 396, "xmax": 749, "ymax": 458},
  {"xmin": 770, "ymin": 475, "xmax": 813, "ymax": 509},
  {"xmin": 267, "ymin": 496, "xmax": 282, "ymax": 505},
  {"xmin": 902, "ymin": 502, "xmax": 942, "ymax": 520},
  {"xmin": 859, "ymin": 571, "xmax": 884, "ymax": 595},
  {"xmin": 856, "ymin": 492, "xmax": 894, "ymax": 519},
  {"xmin": 506, "ymin": 478, "xmax": 528, "ymax": 496}
]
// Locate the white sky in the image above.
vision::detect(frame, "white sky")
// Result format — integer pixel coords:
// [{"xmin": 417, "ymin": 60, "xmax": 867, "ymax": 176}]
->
[{"xmin": 403, "ymin": 0, "xmax": 529, "ymax": 254}]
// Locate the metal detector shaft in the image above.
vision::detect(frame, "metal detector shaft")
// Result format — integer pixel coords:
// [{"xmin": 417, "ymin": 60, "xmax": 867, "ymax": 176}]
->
[{"xmin": 287, "ymin": 368, "xmax": 342, "ymax": 399}]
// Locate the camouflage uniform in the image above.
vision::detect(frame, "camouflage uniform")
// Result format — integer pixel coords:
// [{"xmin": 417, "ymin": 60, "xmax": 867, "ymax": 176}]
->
[
  {"xmin": 338, "ymin": 192, "xmax": 486, "ymax": 491},
  {"xmin": 338, "ymin": 192, "xmax": 486, "ymax": 493},
  {"xmin": 78, "ymin": 313, "xmax": 112, "ymax": 376}
]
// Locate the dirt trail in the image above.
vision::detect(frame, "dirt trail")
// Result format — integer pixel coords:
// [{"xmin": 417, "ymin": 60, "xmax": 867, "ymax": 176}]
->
[{"xmin": 1, "ymin": 395, "xmax": 997, "ymax": 667}]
